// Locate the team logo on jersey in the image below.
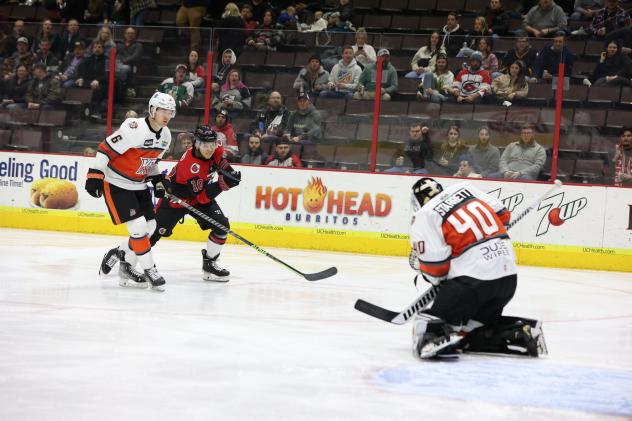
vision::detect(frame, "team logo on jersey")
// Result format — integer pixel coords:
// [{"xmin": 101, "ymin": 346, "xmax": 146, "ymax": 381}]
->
[
  {"xmin": 536, "ymin": 192, "xmax": 587, "ymax": 236},
  {"xmin": 144, "ymin": 139, "xmax": 154, "ymax": 147},
  {"xmin": 136, "ymin": 157, "xmax": 159, "ymax": 175},
  {"xmin": 190, "ymin": 163, "xmax": 200, "ymax": 174},
  {"xmin": 128, "ymin": 121, "xmax": 138, "ymax": 129}
]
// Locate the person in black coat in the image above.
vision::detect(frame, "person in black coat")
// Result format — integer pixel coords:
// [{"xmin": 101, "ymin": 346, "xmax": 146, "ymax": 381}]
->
[
  {"xmin": 1, "ymin": 64, "xmax": 31, "ymax": 109},
  {"xmin": 54, "ymin": 19, "xmax": 84, "ymax": 60},
  {"xmin": 590, "ymin": 40, "xmax": 632, "ymax": 86},
  {"xmin": 76, "ymin": 40, "xmax": 108, "ymax": 111}
]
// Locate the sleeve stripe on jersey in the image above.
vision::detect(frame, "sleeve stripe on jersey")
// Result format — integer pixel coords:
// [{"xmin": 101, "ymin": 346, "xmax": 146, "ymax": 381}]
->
[
  {"xmin": 102, "ymin": 140, "xmax": 123, "ymax": 156},
  {"xmin": 419, "ymin": 261, "xmax": 450, "ymax": 277},
  {"xmin": 98, "ymin": 142, "xmax": 119, "ymax": 160}
]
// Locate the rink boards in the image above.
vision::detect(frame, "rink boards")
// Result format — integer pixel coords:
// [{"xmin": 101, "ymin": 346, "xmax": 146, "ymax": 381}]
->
[{"xmin": 1, "ymin": 151, "xmax": 631, "ymax": 272}]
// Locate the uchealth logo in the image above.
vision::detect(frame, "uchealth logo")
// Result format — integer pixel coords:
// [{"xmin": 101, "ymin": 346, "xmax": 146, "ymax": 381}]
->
[
  {"xmin": 255, "ymin": 176, "xmax": 392, "ymax": 226},
  {"xmin": 536, "ymin": 192, "xmax": 587, "ymax": 236}
]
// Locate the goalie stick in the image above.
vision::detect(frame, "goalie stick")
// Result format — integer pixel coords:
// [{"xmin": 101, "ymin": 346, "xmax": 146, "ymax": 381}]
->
[
  {"xmin": 354, "ymin": 180, "xmax": 563, "ymax": 324},
  {"xmin": 165, "ymin": 193, "xmax": 337, "ymax": 281}
]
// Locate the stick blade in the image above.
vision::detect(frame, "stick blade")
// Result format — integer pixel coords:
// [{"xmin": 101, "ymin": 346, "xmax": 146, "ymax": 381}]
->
[
  {"xmin": 354, "ymin": 299, "xmax": 403, "ymax": 324},
  {"xmin": 304, "ymin": 266, "xmax": 337, "ymax": 281}
]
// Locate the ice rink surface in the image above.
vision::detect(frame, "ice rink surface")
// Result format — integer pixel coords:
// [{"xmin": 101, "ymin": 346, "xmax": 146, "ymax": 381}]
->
[{"xmin": 0, "ymin": 228, "xmax": 631, "ymax": 421}]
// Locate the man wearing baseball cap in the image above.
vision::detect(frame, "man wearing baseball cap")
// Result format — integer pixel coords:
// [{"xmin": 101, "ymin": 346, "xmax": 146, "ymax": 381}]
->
[
  {"xmin": 9, "ymin": 36, "xmax": 36, "ymax": 76},
  {"xmin": 57, "ymin": 41, "xmax": 86, "ymax": 88},
  {"xmin": 211, "ymin": 109, "xmax": 239, "ymax": 160},
  {"xmin": 354, "ymin": 48, "xmax": 398, "ymax": 101},
  {"xmin": 157, "ymin": 63, "xmax": 194, "ymax": 110},
  {"xmin": 287, "ymin": 91, "xmax": 322, "ymax": 143},
  {"xmin": 450, "ymin": 51, "xmax": 492, "ymax": 103}
]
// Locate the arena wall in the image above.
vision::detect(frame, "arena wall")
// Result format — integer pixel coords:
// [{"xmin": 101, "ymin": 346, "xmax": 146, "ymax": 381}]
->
[{"xmin": 1, "ymin": 151, "xmax": 631, "ymax": 272}]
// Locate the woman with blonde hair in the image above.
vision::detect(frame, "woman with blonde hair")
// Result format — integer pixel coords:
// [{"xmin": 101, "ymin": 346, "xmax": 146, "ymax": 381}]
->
[
  {"xmin": 435, "ymin": 125, "xmax": 470, "ymax": 175},
  {"xmin": 457, "ymin": 16, "xmax": 488, "ymax": 57}
]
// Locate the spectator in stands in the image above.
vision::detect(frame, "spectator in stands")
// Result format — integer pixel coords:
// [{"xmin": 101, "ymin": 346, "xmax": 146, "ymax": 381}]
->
[
  {"xmin": 5, "ymin": 20, "xmax": 31, "ymax": 57},
  {"xmin": 585, "ymin": 0, "xmax": 631, "ymax": 38},
  {"xmin": 248, "ymin": 0, "xmax": 273, "ymax": 24},
  {"xmin": 468, "ymin": 126, "xmax": 500, "ymax": 177},
  {"xmin": 570, "ymin": 0, "xmax": 603, "ymax": 20},
  {"xmin": 402, "ymin": 124, "xmax": 433, "ymax": 173},
  {"xmin": 173, "ymin": 132, "xmax": 194, "ymax": 160},
  {"xmin": 82, "ymin": 147, "xmax": 97, "ymax": 157},
  {"xmin": 241, "ymin": 5, "xmax": 257, "ymax": 36},
  {"xmin": 32, "ymin": 19, "xmax": 58, "ymax": 54},
  {"xmin": 484, "ymin": 0, "xmax": 511, "ymax": 36},
  {"xmin": 589, "ymin": 40, "xmax": 632, "ymax": 86},
  {"xmin": 441, "ymin": 12, "xmax": 467, "ymax": 57},
  {"xmin": 454, "ymin": 158, "xmax": 483, "ymax": 178},
  {"xmin": 185, "ymin": 50, "xmax": 205, "ymax": 91},
  {"xmin": 321, "ymin": 45, "xmax": 362, "ymax": 99},
  {"xmin": 458, "ymin": 16, "xmax": 488, "ymax": 58},
  {"xmin": 492, "ymin": 60, "xmax": 529, "ymax": 103},
  {"xmin": 25, "ymin": 62, "xmax": 62, "ymax": 111},
  {"xmin": 241, "ymin": 134, "xmax": 268, "ymax": 165},
  {"xmin": 355, "ymin": 49, "xmax": 398, "ymax": 101},
  {"xmin": 493, "ymin": 123, "xmax": 546, "ymax": 180},
  {"xmin": 8, "ymin": 38, "xmax": 36, "ymax": 79},
  {"xmin": 450, "ymin": 51, "xmax": 492, "ymax": 103},
  {"xmin": 287, "ymin": 92, "xmax": 322, "ymax": 143},
  {"xmin": 533, "ymin": 32, "xmax": 575, "ymax": 80},
  {"xmin": 250, "ymin": 91, "xmax": 291, "ymax": 136},
  {"xmin": 266, "ymin": 137, "xmax": 303, "ymax": 167},
  {"xmin": 352, "ymin": 28, "xmax": 377, "ymax": 69},
  {"xmin": 0, "ymin": 57, "xmax": 15, "ymax": 81},
  {"xmin": 384, "ymin": 155, "xmax": 412, "ymax": 173},
  {"xmin": 405, "ymin": 32, "xmax": 446, "ymax": 79},
  {"xmin": 54, "ymin": 19, "xmax": 83, "ymax": 60},
  {"xmin": 212, "ymin": 49, "xmax": 237, "ymax": 94},
  {"xmin": 293, "ymin": 55, "xmax": 330, "ymax": 97},
  {"xmin": 158, "ymin": 64, "xmax": 194, "ymax": 110},
  {"xmin": 214, "ymin": 69, "xmax": 251, "ymax": 112},
  {"xmin": 277, "ymin": 6, "xmax": 299, "ymax": 30},
  {"xmin": 335, "ymin": 0, "xmax": 354, "ymax": 22},
  {"xmin": 246, "ymin": 10, "xmax": 284, "ymax": 52},
  {"xmin": 1, "ymin": 64, "xmax": 30, "ymax": 110},
  {"xmin": 500, "ymin": 36, "xmax": 538, "ymax": 78},
  {"xmin": 418, "ymin": 54, "xmax": 455, "ymax": 103},
  {"xmin": 520, "ymin": 0, "xmax": 568, "ymax": 38},
  {"xmin": 56, "ymin": 41, "xmax": 86, "ymax": 88},
  {"xmin": 35, "ymin": 39, "xmax": 60, "ymax": 75},
  {"xmin": 91, "ymin": 26, "xmax": 116, "ymax": 64},
  {"xmin": 130, "ymin": 0, "xmax": 156, "ymax": 26},
  {"xmin": 116, "ymin": 27, "xmax": 143, "ymax": 98},
  {"xmin": 434, "ymin": 126, "xmax": 471, "ymax": 175},
  {"xmin": 76, "ymin": 41, "xmax": 108, "ymax": 116},
  {"xmin": 478, "ymin": 37, "xmax": 500, "ymax": 76},
  {"xmin": 212, "ymin": 109, "xmax": 239, "ymax": 160},
  {"xmin": 176, "ymin": 0, "xmax": 207, "ymax": 51},
  {"xmin": 614, "ymin": 126, "xmax": 632, "ymax": 186},
  {"xmin": 217, "ymin": 2, "xmax": 246, "ymax": 58}
]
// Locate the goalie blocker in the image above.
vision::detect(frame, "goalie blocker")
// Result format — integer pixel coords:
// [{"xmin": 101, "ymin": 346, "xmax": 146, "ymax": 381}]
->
[{"xmin": 408, "ymin": 178, "xmax": 546, "ymax": 360}]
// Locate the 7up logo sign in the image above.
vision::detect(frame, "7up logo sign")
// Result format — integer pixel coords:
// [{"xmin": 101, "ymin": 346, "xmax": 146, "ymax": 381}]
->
[{"xmin": 536, "ymin": 192, "xmax": 587, "ymax": 236}]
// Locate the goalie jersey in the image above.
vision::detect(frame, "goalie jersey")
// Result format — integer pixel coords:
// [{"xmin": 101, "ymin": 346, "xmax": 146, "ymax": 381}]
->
[
  {"xmin": 411, "ymin": 182, "xmax": 515, "ymax": 283},
  {"xmin": 96, "ymin": 117, "xmax": 172, "ymax": 191}
]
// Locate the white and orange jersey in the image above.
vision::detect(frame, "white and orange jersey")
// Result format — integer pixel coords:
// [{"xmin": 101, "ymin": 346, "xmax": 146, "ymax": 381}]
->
[
  {"xmin": 94, "ymin": 117, "xmax": 172, "ymax": 190},
  {"xmin": 410, "ymin": 182, "xmax": 515, "ymax": 283}
]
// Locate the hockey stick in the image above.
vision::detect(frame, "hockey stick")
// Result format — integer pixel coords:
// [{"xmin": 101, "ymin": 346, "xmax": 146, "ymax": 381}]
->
[
  {"xmin": 164, "ymin": 192, "xmax": 337, "ymax": 281},
  {"xmin": 354, "ymin": 180, "xmax": 563, "ymax": 324}
]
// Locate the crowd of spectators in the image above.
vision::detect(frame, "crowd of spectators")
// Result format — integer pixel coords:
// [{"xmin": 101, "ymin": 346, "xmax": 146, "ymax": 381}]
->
[{"xmin": 0, "ymin": 0, "xmax": 630, "ymax": 182}]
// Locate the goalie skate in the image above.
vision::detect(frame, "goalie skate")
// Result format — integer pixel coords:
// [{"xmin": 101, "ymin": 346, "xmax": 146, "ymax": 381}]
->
[
  {"xmin": 99, "ymin": 247, "xmax": 121, "ymax": 275},
  {"xmin": 202, "ymin": 249, "xmax": 229, "ymax": 282},
  {"xmin": 118, "ymin": 261, "xmax": 147, "ymax": 289}
]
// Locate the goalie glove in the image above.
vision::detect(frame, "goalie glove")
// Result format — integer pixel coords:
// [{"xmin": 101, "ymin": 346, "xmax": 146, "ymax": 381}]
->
[
  {"xmin": 218, "ymin": 169, "xmax": 241, "ymax": 191},
  {"xmin": 409, "ymin": 250, "xmax": 422, "ymax": 274},
  {"xmin": 147, "ymin": 174, "xmax": 170, "ymax": 198},
  {"xmin": 414, "ymin": 273, "xmax": 443, "ymax": 289},
  {"xmin": 85, "ymin": 169, "xmax": 105, "ymax": 198}
]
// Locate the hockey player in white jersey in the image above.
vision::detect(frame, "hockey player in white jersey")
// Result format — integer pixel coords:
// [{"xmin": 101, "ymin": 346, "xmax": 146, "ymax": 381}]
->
[
  {"xmin": 86, "ymin": 92, "xmax": 175, "ymax": 290},
  {"xmin": 409, "ymin": 177, "xmax": 546, "ymax": 359}
]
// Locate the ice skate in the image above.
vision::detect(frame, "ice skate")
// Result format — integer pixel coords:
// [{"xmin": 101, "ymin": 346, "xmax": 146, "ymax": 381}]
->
[
  {"xmin": 503, "ymin": 321, "xmax": 547, "ymax": 357},
  {"xmin": 413, "ymin": 316, "xmax": 462, "ymax": 360},
  {"xmin": 143, "ymin": 266, "xmax": 166, "ymax": 291},
  {"xmin": 118, "ymin": 261, "xmax": 147, "ymax": 288},
  {"xmin": 202, "ymin": 249, "xmax": 229, "ymax": 282},
  {"xmin": 99, "ymin": 247, "xmax": 121, "ymax": 275}
]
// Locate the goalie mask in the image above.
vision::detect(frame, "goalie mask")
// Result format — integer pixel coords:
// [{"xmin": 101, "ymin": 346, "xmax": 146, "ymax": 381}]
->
[{"xmin": 411, "ymin": 177, "xmax": 443, "ymax": 212}]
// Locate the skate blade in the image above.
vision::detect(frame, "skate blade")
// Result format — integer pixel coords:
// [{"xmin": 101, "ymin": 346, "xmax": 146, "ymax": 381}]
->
[
  {"xmin": 147, "ymin": 283, "xmax": 165, "ymax": 292},
  {"xmin": 419, "ymin": 336, "xmax": 463, "ymax": 360},
  {"xmin": 203, "ymin": 273, "xmax": 230, "ymax": 283},
  {"xmin": 119, "ymin": 279, "xmax": 148, "ymax": 289}
]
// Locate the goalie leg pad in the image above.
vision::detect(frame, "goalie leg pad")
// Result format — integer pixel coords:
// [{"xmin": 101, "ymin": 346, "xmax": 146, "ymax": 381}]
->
[
  {"xmin": 413, "ymin": 314, "xmax": 462, "ymax": 360},
  {"xmin": 463, "ymin": 316, "xmax": 547, "ymax": 357}
]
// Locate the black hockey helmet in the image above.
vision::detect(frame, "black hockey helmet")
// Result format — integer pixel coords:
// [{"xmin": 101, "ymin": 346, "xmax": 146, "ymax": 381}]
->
[
  {"xmin": 193, "ymin": 125, "xmax": 218, "ymax": 144},
  {"xmin": 411, "ymin": 177, "xmax": 443, "ymax": 211}
]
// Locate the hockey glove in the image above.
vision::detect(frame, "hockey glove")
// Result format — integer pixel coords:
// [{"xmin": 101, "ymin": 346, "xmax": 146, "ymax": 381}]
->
[
  {"xmin": 218, "ymin": 169, "xmax": 241, "ymax": 191},
  {"xmin": 85, "ymin": 169, "xmax": 105, "ymax": 198},
  {"xmin": 414, "ymin": 273, "xmax": 443, "ymax": 288},
  {"xmin": 147, "ymin": 174, "xmax": 170, "ymax": 198}
]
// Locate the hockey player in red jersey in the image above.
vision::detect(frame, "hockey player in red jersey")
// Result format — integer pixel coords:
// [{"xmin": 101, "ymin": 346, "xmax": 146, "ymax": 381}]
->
[
  {"xmin": 149, "ymin": 125, "xmax": 241, "ymax": 281},
  {"xmin": 88, "ymin": 92, "xmax": 176, "ymax": 290},
  {"xmin": 409, "ymin": 177, "xmax": 546, "ymax": 359}
]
